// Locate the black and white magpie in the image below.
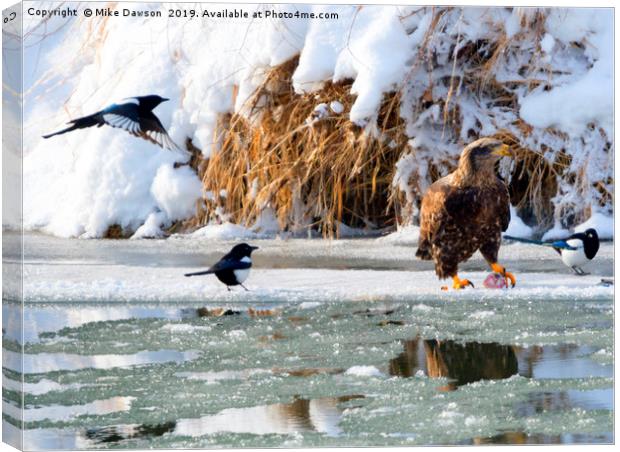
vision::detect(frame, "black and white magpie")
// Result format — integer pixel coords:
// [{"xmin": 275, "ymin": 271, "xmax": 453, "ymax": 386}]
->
[
  {"xmin": 184, "ymin": 243, "xmax": 259, "ymax": 291},
  {"xmin": 505, "ymin": 228, "xmax": 600, "ymax": 275},
  {"xmin": 42, "ymin": 95, "xmax": 180, "ymax": 150},
  {"xmin": 551, "ymin": 228, "xmax": 600, "ymax": 275}
]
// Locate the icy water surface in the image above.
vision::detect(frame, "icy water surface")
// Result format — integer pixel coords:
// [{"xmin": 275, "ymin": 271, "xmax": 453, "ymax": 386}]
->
[{"xmin": 2, "ymin": 233, "xmax": 614, "ymax": 448}]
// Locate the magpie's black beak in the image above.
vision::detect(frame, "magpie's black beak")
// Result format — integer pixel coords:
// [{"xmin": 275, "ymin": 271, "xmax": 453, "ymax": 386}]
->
[
  {"xmin": 250, "ymin": 246, "xmax": 259, "ymax": 251},
  {"xmin": 161, "ymin": 97, "xmax": 169, "ymax": 102}
]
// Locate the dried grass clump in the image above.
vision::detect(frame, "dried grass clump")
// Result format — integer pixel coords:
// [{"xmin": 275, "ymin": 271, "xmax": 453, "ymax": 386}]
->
[
  {"xmin": 492, "ymin": 130, "xmax": 562, "ymax": 228},
  {"xmin": 191, "ymin": 58, "xmax": 407, "ymax": 237}
]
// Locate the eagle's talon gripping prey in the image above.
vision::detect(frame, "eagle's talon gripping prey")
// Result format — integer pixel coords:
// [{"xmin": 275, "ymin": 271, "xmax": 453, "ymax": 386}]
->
[
  {"xmin": 416, "ymin": 137, "xmax": 516, "ymax": 291},
  {"xmin": 491, "ymin": 262, "xmax": 516, "ymax": 288}
]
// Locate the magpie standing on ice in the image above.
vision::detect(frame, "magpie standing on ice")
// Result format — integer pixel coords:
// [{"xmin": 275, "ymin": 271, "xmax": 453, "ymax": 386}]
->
[
  {"xmin": 505, "ymin": 228, "xmax": 600, "ymax": 275},
  {"xmin": 42, "ymin": 95, "xmax": 180, "ymax": 150},
  {"xmin": 551, "ymin": 228, "xmax": 600, "ymax": 275},
  {"xmin": 184, "ymin": 243, "xmax": 259, "ymax": 291}
]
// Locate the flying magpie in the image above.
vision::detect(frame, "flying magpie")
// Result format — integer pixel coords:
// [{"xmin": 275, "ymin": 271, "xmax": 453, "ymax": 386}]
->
[
  {"xmin": 504, "ymin": 228, "xmax": 599, "ymax": 275},
  {"xmin": 42, "ymin": 95, "xmax": 180, "ymax": 150},
  {"xmin": 184, "ymin": 243, "xmax": 259, "ymax": 291}
]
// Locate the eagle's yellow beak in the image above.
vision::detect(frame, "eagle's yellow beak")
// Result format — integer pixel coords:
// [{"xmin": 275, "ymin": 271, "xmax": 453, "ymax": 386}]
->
[{"xmin": 492, "ymin": 143, "xmax": 512, "ymax": 158}]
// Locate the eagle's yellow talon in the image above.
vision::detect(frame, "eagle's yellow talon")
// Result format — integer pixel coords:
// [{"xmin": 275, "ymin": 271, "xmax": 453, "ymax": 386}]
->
[
  {"xmin": 491, "ymin": 263, "xmax": 516, "ymax": 288},
  {"xmin": 452, "ymin": 275, "xmax": 474, "ymax": 290},
  {"xmin": 504, "ymin": 271, "xmax": 516, "ymax": 288}
]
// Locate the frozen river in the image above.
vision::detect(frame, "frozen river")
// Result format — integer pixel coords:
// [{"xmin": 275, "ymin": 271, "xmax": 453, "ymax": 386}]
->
[{"xmin": 2, "ymin": 232, "xmax": 614, "ymax": 447}]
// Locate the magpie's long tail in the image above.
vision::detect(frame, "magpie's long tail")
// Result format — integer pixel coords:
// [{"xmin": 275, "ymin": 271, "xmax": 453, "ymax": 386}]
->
[
  {"xmin": 503, "ymin": 235, "xmax": 577, "ymax": 250},
  {"xmin": 42, "ymin": 113, "xmax": 102, "ymax": 139},
  {"xmin": 503, "ymin": 235, "xmax": 546, "ymax": 245},
  {"xmin": 184, "ymin": 270, "xmax": 214, "ymax": 277}
]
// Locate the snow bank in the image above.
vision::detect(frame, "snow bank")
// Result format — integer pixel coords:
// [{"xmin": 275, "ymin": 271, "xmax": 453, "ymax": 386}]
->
[
  {"xmin": 332, "ymin": 7, "xmax": 413, "ymax": 125},
  {"xmin": 574, "ymin": 212, "xmax": 614, "ymax": 240},
  {"xmin": 541, "ymin": 212, "xmax": 612, "ymax": 241},
  {"xmin": 519, "ymin": 10, "xmax": 613, "ymax": 135}
]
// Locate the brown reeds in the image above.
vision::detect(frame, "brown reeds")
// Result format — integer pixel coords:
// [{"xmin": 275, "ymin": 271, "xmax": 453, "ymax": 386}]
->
[{"xmin": 188, "ymin": 57, "xmax": 407, "ymax": 237}]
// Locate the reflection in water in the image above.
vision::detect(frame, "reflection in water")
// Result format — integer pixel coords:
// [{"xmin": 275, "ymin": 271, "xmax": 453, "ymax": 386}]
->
[
  {"xmin": 3, "ymin": 396, "xmax": 134, "ymax": 423},
  {"xmin": 173, "ymin": 395, "xmax": 363, "ymax": 437},
  {"xmin": 389, "ymin": 337, "xmax": 518, "ymax": 390},
  {"xmin": 17, "ymin": 395, "xmax": 364, "ymax": 448},
  {"xmin": 7, "ymin": 304, "xmax": 183, "ymax": 344},
  {"xmin": 515, "ymin": 388, "xmax": 613, "ymax": 417},
  {"xmin": 515, "ymin": 344, "xmax": 610, "ymax": 379},
  {"xmin": 424, "ymin": 339, "xmax": 518, "ymax": 390},
  {"xmin": 2, "ymin": 375, "xmax": 87, "ymax": 395},
  {"xmin": 3, "ymin": 349, "xmax": 200, "ymax": 374},
  {"xmin": 474, "ymin": 431, "xmax": 614, "ymax": 445},
  {"xmin": 389, "ymin": 338, "xmax": 424, "ymax": 377},
  {"xmin": 84, "ymin": 422, "xmax": 177, "ymax": 444}
]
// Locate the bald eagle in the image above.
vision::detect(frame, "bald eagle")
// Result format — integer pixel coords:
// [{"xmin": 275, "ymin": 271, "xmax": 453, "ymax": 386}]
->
[{"xmin": 416, "ymin": 137, "xmax": 515, "ymax": 290}]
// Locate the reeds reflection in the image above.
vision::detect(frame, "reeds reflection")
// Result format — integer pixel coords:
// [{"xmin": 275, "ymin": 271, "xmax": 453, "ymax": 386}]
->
[{"xmin": 390, "ymin": 337, "xmax": 518, "ymax": 390}]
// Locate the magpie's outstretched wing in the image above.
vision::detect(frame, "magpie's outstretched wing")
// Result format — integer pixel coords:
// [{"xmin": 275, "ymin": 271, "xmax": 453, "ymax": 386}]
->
[
  {"xmin": 101, "ymin": 103, "xmax": 180, "ymax": 151},
  {"xmin": 184, "ymin": 258, "xmax": 251, "ymax": 277},
  {"xmin": 138, "ymin": 113, "xmax": 181, "ymax": 151},
  {"xmin": 101, "ymin": 103, "xmax": 143, "ymax": 135}
]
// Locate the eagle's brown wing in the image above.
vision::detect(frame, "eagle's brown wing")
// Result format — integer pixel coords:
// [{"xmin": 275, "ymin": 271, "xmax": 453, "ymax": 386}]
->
[
  {"xmin": 416, "ymin": 176, "xmax": 466, "ymax": 261},
  {"xmin": 497, "ymin": 183, "xmax": 511, "ymax": 232},
  {"xmin": 477, "ymin": 181, "xmax": 511, "ymax": 264},
  {"xmin": 417, "ymin": 176, "xmax": 509, "ymax": 278}
]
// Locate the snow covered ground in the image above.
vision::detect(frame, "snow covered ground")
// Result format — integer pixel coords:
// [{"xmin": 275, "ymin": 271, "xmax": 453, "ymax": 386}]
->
[{"xmin": 6, "ymin": 232, "xmax": 613, "ymax": 303}]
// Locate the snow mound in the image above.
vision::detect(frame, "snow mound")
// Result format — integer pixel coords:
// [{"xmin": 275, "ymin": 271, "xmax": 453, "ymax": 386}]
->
[
  {"xmin": 131, "ymin": 212, "xmax": 167, "ymax": 239},
  {"xmin": 503, "ymin": 206, "xmax": 534, "ymax": 238},
  {"xmin": 190, "ymin": 222, "xmax": 258, "ymax": 240},
  {"xmin": 377, "ymin": 225, "xmax": 420, "ymax": 245},
  {"xmin": 541, "ymin": 224, "xmax": 571, "ymax": 242},
  {"xmin": 151, "ymin": 164, "xmax": 203, "ymax": 221},
  {"xmin": 188, "ymin": 208, "xmax": 280, "ymax": 240}
]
